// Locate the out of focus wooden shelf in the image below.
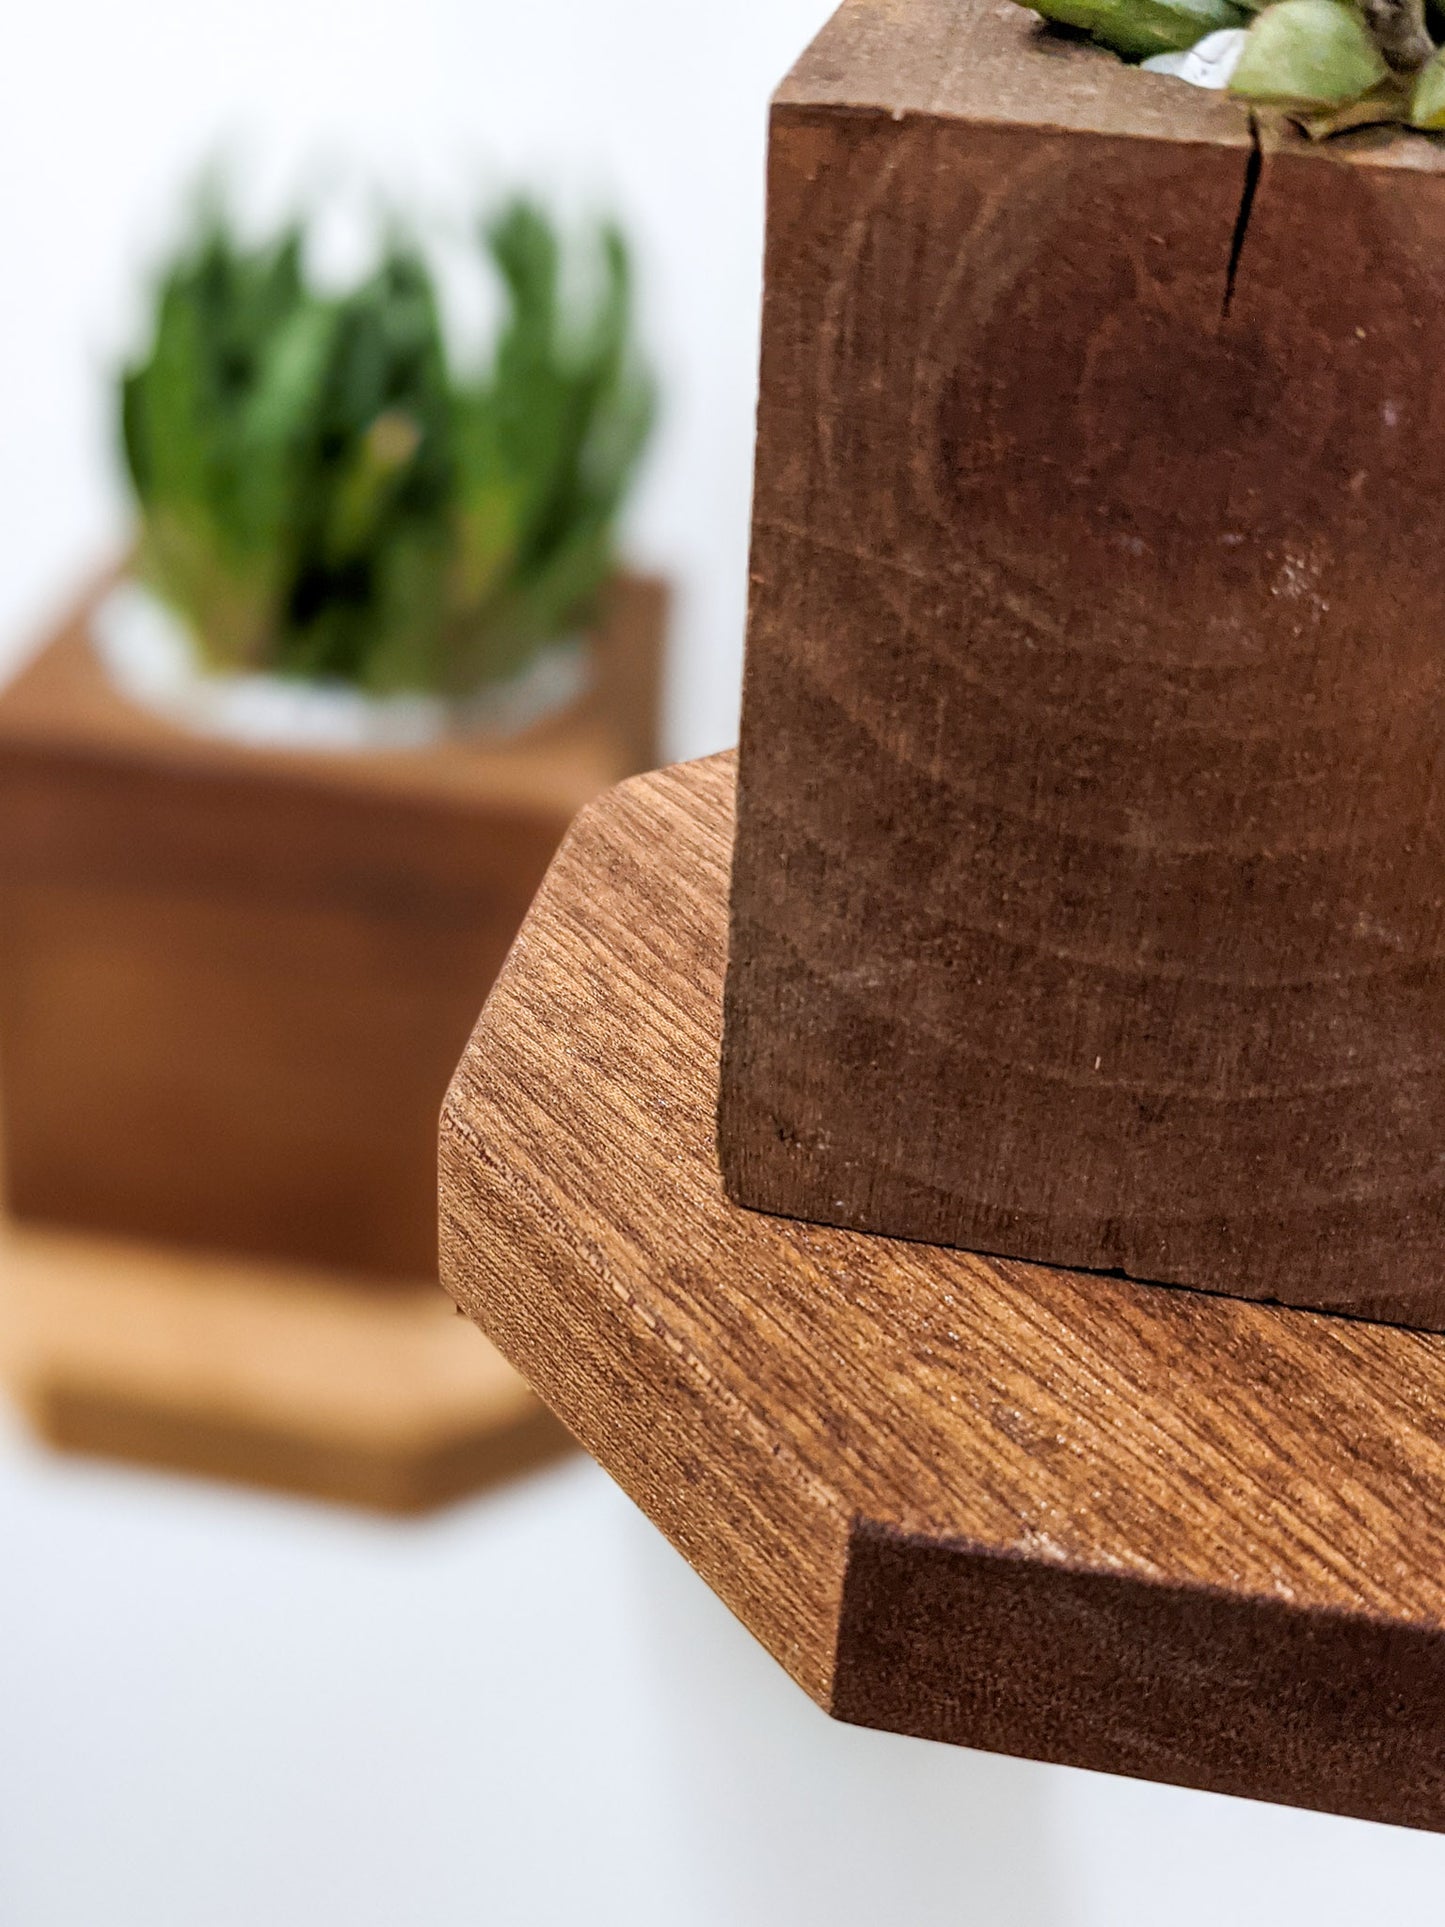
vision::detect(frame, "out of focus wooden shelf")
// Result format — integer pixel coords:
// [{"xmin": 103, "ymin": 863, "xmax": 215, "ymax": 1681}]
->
[
  {"xmin": 440, "ymin": 752, "xmax": 1445, "ymax": 1833},
  {"xmin": 0, "ymin": 1217, "xmax": 570, "ymax": 1512}
]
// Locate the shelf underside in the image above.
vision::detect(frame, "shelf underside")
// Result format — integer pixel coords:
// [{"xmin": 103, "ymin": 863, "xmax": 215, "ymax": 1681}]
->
[{"xmin": 440, "ymin": 751, "xmax": 1445, "ymax": 1831}]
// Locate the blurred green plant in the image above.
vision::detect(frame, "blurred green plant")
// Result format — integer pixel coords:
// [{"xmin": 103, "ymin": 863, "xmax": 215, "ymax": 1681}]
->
[
  {"xmin": 120, "ymin": 195, "xmax": 655, "ymax": 694},
  {"xmin": 1015, "ymin": 0, "xmax": 1445, "ymax": 133}
]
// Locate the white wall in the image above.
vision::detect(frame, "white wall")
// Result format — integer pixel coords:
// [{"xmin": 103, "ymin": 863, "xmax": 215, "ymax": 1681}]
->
[
  {"xmin": 0, "ymin": 0, "xmax": 839, "ymax": 757},
  {"xmin": 6, "ymin": 1426, "xmax": 1445, "ymax": 1927}
]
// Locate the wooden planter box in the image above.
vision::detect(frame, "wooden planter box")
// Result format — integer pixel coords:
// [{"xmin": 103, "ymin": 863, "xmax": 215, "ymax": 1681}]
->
[
  {"xmin": 719, "ymin": 0, "xmax": 1445, "ymax": 1330},
  {"xmin": 0, "ymin": 574, "xmax": 665, "ymax": 1277}
]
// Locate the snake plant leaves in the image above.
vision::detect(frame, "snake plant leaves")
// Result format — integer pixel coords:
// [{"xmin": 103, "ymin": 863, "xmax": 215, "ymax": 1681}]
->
[
  {"xmin": 1018, "ymin": 0, "xmax": 1247, "ymax": 58},
  {"xmin": 119, "ymin": 196, "xmax": 655, "ymax": 697},
  {"xmin": 1229, "ymin": 0, "xmax": 1390, "ymax": 101}
]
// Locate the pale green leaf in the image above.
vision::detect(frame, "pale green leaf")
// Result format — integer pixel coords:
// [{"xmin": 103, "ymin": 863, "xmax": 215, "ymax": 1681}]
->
[
  {"xmin": 1230, "ymin": 0, "xmax": 1389, "ymax": 104},
  {"xmin": 1412, "ymin": 45, "xmax": 1445, "ymax": 121}
]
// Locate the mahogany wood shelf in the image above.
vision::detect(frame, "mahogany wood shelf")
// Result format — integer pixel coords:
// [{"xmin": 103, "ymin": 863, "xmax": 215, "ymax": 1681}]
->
[
  {"xmin": 441, "ymin": 753, "xmax": 1445, "ymax": 1833},
  {"xmin": 1, "ymin": 1217, "xmax": 570, "ymax": 1512}
]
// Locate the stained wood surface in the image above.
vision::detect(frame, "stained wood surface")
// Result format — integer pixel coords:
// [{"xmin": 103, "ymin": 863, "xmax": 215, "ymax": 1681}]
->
[
  {"xmin": 443, "ymin": 753, "xmax": 1445, "ymax": 1832},
  {"xmin": 720, "ymin": 0, "xmax": 1445, "ymax": 1328},
  {"xmin": 0, "ymin": 575, "xmax": 664, "ymax": 1274},
  {"xmin": 0, "ymin": 1214, "xmax": 570, "ymax": 1511}
]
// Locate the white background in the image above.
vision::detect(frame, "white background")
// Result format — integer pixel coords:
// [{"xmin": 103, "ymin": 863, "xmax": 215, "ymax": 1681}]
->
[{"xmin": 4, "ymin": 1, "xmax": 1445, "ymax": 1920}]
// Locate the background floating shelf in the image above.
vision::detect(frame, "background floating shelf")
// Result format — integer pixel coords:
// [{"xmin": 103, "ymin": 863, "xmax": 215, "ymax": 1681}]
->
[
  {"xmin": 0, "ymin": 575, "xmax": 652, "ymax": 1507},
  {"xmin": 2, "ymin": 1217, "xmax": 570, "ymax": 1512},
  {"xmin": 441, "ymin": 753, "xmax": 1445, "ymax": 1834}
]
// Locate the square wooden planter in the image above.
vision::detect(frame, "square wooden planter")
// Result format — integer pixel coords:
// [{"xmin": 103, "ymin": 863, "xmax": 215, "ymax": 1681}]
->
[
  {"xmin": 0, "ymin": 574, "xmax": 665, "ymax": 1277},
  {"xmin": 719, "ymin": 0, "xmax": 1445, "ymax": 1330}
]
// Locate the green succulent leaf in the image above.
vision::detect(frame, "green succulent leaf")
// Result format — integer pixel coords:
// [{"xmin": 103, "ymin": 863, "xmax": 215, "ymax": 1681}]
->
[
  {"xmin": 1019, "ymin": 0, "xmax": 1247, "ymax": 56},
  {"xmin": 1412, "ymin": 43, "xmax": 1445, "ymax": 119},
  {"xmin": 1230, "ymin": 0, "xmax": 1390, "ymax": 103}
]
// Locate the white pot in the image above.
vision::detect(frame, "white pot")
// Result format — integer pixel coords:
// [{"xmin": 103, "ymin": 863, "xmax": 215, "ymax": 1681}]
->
[
  {"xmin": 90, "ymin": 579, "xmax": 592, "ymax": 753},
  {"xmin": 1140, "ymin": 27, "xmax": 1248, "ymax": 87}
]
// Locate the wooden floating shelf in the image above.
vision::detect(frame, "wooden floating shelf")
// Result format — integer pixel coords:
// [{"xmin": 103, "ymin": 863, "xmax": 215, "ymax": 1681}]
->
[
  {"xmin": 441, "ymin": 753, "xmax": 1445, "ymax": 1833},
  {"xmin": 1, "ymin": 1217, "xmax": 571, "ymax": 1512}
]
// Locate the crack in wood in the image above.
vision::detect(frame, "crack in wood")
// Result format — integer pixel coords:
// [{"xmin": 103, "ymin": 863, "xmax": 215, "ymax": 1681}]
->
[{"xmin": 1223, "ymin": 114, "xmax": 1264, "ymax": 321}]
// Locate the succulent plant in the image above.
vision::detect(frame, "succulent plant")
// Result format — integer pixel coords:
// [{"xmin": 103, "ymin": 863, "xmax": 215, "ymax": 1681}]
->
[
  {"xmin": 1016, "ymin": 0, "xmax": 1445, "ymax": 133},
  {"xmin": 120, "ymin": 195, "xmax": 654, "ymax": 695}
]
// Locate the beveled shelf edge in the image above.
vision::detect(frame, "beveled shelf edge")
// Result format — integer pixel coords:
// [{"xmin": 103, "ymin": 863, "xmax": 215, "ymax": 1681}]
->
[{"xmin": 440, "ymin": 752, "xmax": 1445, "ymax": 1832}]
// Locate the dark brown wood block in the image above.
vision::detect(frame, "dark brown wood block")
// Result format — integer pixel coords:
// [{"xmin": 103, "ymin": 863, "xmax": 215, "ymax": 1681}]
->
[
  {"xmin": 718, "ymin": 0, "xmax": 1445, "ymax": 1329},
  {"xmin": 441, "ymin": 754, "xmax": 1445, "ymax": 1832},
  {"xmin": 0, "ymin": 575, "xmax": 664, "ymax": 1275}
]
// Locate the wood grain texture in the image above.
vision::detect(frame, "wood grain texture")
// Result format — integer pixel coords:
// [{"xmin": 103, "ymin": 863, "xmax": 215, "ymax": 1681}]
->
[
  {"xmin": 719, "ymin": 0, "xmax": 1445, "ymax": 1328},
  {"xmin": 0, "ymin": 575, "xmax": 664, "ymax": 1274},
  {"xmin": 443, "ymin": 753, "xmax": 1445, "ymax": 1831},
  {"xmin": 0, "ymin": 1216, "xmax": 570, "ymax": 1512}
]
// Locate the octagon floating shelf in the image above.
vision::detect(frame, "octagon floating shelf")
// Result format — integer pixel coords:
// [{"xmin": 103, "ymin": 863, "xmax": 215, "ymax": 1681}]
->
[
  {"xmin": 441, "ymin": 755, "xmax": 1445, "ymax": 1834},
  {"xmin": 3, "ymin": 1214, "xmax": 570, "ymax": 1512}
]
